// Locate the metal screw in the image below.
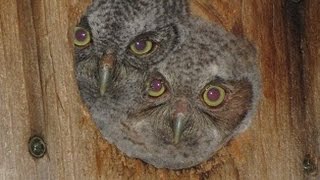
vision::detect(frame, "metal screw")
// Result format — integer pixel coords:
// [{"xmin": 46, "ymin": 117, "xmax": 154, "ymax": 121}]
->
[
  {"xmin": 28, "ymin": 136, "xmax": 46, "ymax": 158},
  {"xmin": 303, "ymin": 154, "xmax": 316, "ymax": 174}
]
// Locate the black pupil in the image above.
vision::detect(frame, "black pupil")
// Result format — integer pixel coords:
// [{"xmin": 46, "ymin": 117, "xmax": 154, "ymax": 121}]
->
[
  {"xmin": 75, "ymin": 29, "xmax": 87, "ymax": 42},
  {"xmin": 135, "ymin": 41, "xmax": 147, "ymax": 51}
]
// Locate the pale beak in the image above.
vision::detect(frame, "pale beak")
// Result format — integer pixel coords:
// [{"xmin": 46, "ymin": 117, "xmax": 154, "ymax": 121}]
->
[
  {"xmin": 99, "ymin": 54, "xmax": 114, "ymax": 96},
  {"xmin": 173, "ymin": 113, "xmax": 188, "ymax": 144}
]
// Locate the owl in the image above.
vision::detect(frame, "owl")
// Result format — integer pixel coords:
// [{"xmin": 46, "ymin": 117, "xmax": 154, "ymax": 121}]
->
[{"xmin": 74, "ymin": 0, "xmax": 261, "ymax": 169}]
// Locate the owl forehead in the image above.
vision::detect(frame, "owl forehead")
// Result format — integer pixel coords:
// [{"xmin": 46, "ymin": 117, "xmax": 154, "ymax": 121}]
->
[
  {"xmin": 152, "ymin": 32, "xmax": 236, "ymax": 91},
  {"xmin": 152, "ymin": 21, "xmax": 244, "ymax": 90},
  {"xmin": 87, "ymin": 0, "xmax": 179, "ymax": 46},
  {"xmin": 154, "ymin": 52, "xmax": 220, "ymax": 92}
]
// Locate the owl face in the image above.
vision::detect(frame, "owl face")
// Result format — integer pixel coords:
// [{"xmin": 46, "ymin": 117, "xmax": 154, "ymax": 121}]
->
[{"xmin": 75, "ymin": 0, "xmax": 260, "ymax": 169}]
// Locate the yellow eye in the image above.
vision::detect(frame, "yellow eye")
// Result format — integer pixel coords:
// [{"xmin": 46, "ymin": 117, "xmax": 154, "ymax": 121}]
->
[
  {"xmin": 203, "ymin": 85, "xmax": 225, "ymax": 107},
  {"xmin": 148, "ymin": 79, "xmax": 165, "ymax": 97},
  {"xmin": 74, "ymin": 27, "xmax": 91, "ymax": 46},
  {"xmin": 130, "ymin": 40, "xmax": 154, "ymax": 55}
]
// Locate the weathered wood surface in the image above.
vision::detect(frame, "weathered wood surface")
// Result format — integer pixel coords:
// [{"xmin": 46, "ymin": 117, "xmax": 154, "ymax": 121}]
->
[{"xmin": 0, "ymin": 0, "xmax": 319, "ymax": 179}]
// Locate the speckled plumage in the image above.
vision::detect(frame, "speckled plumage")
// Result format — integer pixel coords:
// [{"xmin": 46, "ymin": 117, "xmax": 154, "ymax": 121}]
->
[{"xmin": 75, "ymin": 0, "xmax": 261, "ymax": 169}]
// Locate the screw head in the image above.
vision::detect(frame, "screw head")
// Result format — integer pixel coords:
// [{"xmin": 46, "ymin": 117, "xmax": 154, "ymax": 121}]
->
[
  {"xmin": 28, "ymin": 136, "xmax": 46, "ymax": 158},
  {"xmin": 303, "ymin": 154, "xmax": 316, "ymax": 174}
]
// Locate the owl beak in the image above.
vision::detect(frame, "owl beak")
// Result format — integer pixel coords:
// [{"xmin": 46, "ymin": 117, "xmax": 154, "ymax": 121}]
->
[
  {"xmin": 99, "ymin": 54, "xmax": 114, "ymax": 96},
  {"xmin": 173, "ymin": 113, "xmax": 188, "ymax": 144},
  {"xmin": 99, "ymin": 65, "xmax": 111, "ymax": 96}
]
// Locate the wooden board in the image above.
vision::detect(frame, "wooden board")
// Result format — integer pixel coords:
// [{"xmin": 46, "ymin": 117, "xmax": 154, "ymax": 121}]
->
[{"xmin": 0, "ymin": 0, "xmax": 319, "ymax": 179}]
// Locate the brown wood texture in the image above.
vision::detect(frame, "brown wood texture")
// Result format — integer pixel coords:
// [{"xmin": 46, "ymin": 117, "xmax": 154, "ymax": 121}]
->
[{"xmin": 0, "ymin": 0, "xmax": 319, "ymax": 179}]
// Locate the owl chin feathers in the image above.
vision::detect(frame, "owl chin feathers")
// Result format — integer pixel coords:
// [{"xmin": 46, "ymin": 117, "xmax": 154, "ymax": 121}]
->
[{"xmin": 75, "ymin": 0, "xmax": 261, "ymax": 170}]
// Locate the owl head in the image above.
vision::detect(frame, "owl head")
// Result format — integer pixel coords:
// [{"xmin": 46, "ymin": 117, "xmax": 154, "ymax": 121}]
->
[{"xmin": 74, "ymin": 0, "xmax": 260, "ymax": 169}]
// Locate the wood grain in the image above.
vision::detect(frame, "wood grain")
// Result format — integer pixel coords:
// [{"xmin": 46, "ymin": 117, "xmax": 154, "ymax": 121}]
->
[{"xmin": 0, "ymin": 0, "xmax": 319, "ymax": 179}]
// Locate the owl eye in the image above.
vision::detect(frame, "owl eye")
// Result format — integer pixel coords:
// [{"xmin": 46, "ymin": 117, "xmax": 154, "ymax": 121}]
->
[
  {"xmin": 147, "ymin": 79, "xmax": 165, "ymax": 97},
  {"xmin": 203, "ymin": 85, "xmax": 225, "ymax": 107},
  {"xmin": 130, "ymin": 40, "xmax": 155, "ymax": 56},
  {"xmin": 74, "ymin": 27, "xmax": 91, "ymax": 46}
]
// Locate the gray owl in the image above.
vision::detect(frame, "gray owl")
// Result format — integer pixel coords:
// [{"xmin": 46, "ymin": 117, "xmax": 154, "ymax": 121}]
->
[{"xmin": 74, "ymin": 0, "xmax": 261, "ymax": 169}]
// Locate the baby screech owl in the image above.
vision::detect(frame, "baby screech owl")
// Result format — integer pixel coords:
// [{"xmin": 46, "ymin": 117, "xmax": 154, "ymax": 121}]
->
[{"xmin": 74, "ymin": 0, "xmax": 261, "ymax": 169}]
